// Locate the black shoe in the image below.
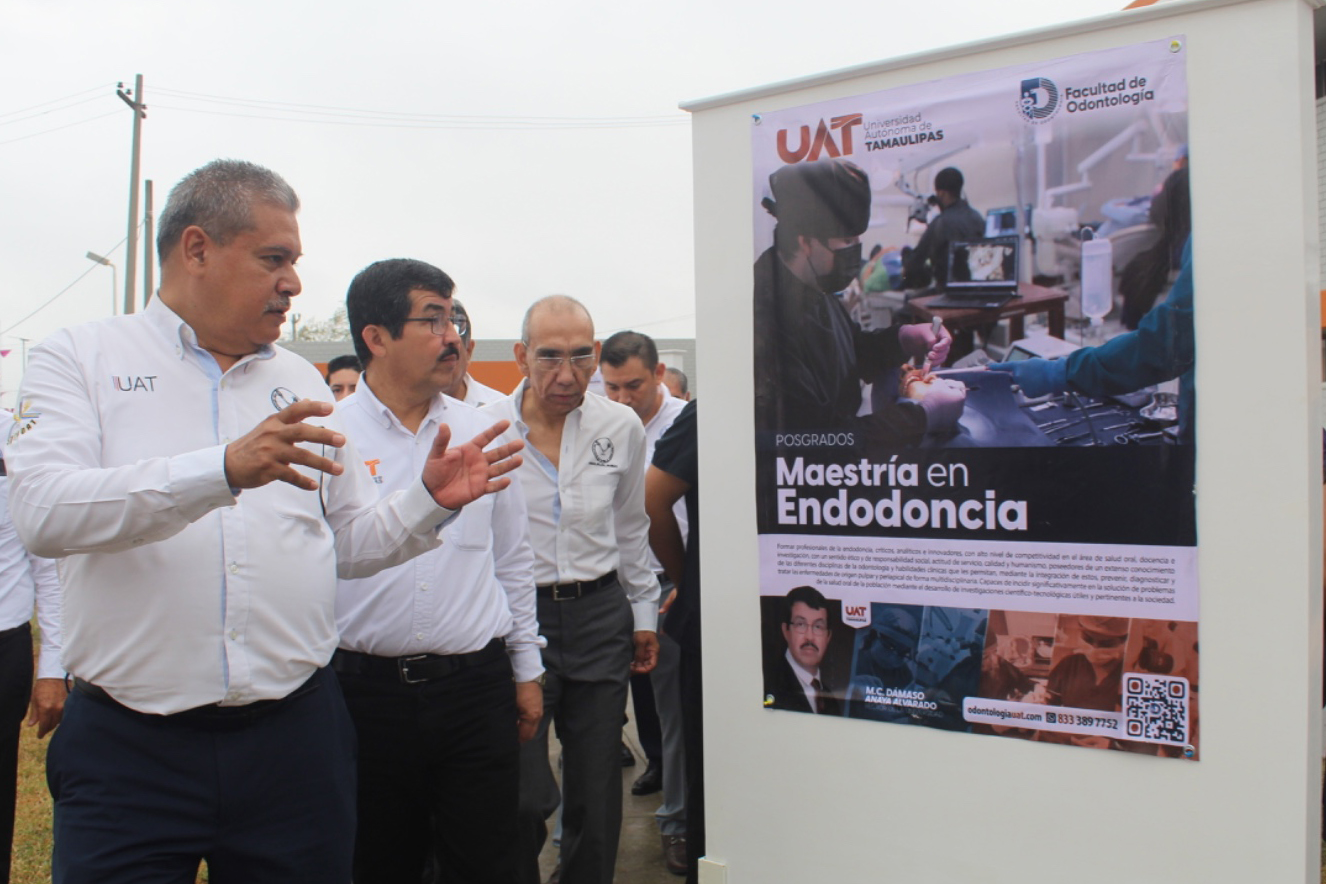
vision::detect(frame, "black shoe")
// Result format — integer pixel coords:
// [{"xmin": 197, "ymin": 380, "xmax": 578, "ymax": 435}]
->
[
  {"xmin": 631, "ymin": 759, "xmax": 663, "ymax": 795},
  {"xmin": 620, "ymin": 741, "xmax": 636, "ymax": 767}
]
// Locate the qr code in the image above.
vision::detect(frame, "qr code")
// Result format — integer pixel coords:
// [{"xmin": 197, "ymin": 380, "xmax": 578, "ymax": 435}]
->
[{"xmin": 1122, "ymin": 672, "xmax": 1189, "ymax": 744}]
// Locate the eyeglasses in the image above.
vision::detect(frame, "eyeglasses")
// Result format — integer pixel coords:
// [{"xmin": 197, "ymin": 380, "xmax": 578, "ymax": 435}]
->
[
  {"xmin": 403, "ymin": 314, "xmax": 469, "ymax": 338},
  {"xmin": 789, "ymin": 619, "xmax": 829, "ymax": 636},
  {"xmin": 1081, "ymin": 631, "xmax": 1127, "ymax": 649},
  {"xmin": 533, "ymin": 354, "xmax": 597, "ymax": 372}
]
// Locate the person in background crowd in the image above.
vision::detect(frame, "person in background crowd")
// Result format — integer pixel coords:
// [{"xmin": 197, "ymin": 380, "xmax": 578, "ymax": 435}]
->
[
  {"xmin": 325, "ymin": 353, "xmax": 361, "ymax": 401},
  {"xmin": 445, "ymin": 298, "xmax": 506, "ymax": 407},
  {"xmin": 484, "ymin": 296, "xmax": 660, "ymax": 884}
]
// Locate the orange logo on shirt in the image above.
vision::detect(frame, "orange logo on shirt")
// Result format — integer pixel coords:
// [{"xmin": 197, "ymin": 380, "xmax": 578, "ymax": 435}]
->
[{"xmin": 364, "ymin": 459, "xmax": 380, "ymax": 476}]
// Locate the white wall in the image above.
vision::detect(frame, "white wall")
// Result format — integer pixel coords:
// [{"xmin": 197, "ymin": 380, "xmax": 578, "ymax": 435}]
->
[{"xmin": 687, "ymin": 0, "xmax": 1323, "ymax": 881}]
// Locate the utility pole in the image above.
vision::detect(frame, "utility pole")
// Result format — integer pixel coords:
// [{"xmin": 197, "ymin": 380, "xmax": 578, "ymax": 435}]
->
[
  {"xmin": 143, "ymin": 179, "xmax": 155, "ymax": 306},
  {"xmin": 117, "ymin": 76, "xmax": 146, "ymax": 315}
]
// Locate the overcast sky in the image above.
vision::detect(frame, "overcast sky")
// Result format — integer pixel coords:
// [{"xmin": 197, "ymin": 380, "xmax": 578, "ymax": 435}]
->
[{"xmin": 0, "ymin": 0, "xmax": 1126, "ymax": 403}]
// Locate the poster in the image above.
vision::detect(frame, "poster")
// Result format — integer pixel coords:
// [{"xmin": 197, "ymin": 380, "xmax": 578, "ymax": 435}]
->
[{"xmin": 752, "ymin": 38, "xmax": 1198, "ymax": 757}]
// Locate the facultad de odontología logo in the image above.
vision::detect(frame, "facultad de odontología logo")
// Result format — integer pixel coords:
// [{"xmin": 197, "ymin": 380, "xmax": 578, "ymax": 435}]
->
[{"xmin": 1018, "ymin": 77, "xmax": 1060, "ymax": 123}]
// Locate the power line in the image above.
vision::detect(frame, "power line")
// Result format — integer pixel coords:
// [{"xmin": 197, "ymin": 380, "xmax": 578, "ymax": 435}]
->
[
  {"xmin": 0, "ymin": 232, "xmax": 133, "ymax": 338},
  {"xmin": 0, "ymin": 84, "xmax": 113, "ymax": 120},
  {"xmin": 151, "ymin": 102, "xmax": 686, "ymax": 131},
  {"xmin": 0, "ymin": 93, "xmax": 112, "ymax": 128},
  {"xmin": 0, "ymin": 110, "xmax": 121, "ymax": 147},
  {"xmin": 151, "ymin": 85, "xmax": 687, "ymax": 126}
]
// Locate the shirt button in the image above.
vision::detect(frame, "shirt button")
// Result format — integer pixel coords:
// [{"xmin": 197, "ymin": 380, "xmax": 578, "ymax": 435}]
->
[
  {"xmin": 228, "ymin": 562, "xmax": 239, "ymax": 574},
  {"xmin": 226, "ymin": 691, "xmax": 240, "ymax": 702},
  {"xmin": 415, "ymin": 633, "xmax": 424, "ymax": 641},
  {"xmin": 228, "ymin": 630, "xmax": 239, "ymax": 641}
]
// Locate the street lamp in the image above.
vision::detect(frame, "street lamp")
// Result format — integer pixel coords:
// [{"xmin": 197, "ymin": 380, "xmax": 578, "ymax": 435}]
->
[{"xmin": 86, "ymin": 251, "xmax": 118, "ymax": 317}]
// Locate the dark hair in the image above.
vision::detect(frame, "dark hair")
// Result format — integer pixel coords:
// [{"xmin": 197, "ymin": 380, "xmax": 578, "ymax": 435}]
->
[
  {"xmin": 784, "ymin": 585, "xmax": 830, "ymax": 623},
  {"xmin": 325, "ymin": 354, "xmax": 361, "ymax": 382},
  {"xmin": 600, "ymin": 330, "xmax": 658, "ymax": 371},
  {"xmin": 451, "ymin": 298, "xmax": 472, "ymax": 345},
  {"xmin": 346, "ymin": 259, "xmax": 454, "ymax": 367},
  {"xmin": 933, "ymin": 167, "xmax": 964, "ymax": 198},
  {"xmin": 664, "ymin": 366, "xmax": 688, "ymax": 396},
  {"xmin": 157, "ymin": 159, "xmax": 299, "ymax": 262}
]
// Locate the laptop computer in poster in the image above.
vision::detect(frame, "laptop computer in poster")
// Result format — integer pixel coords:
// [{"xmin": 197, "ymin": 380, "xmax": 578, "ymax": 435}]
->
[{"xmin": 923, "ymin": 235, "xmax": 1021, "ymax": 309}]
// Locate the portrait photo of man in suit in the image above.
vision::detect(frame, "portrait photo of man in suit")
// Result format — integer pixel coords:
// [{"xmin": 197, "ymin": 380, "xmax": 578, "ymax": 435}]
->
[{"xmin": 764, "ymin": 586, "xmax": 842, "ymax": 716}]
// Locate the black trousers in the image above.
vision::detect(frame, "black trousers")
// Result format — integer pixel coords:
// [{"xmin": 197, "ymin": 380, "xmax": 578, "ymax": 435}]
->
[
  {"xmin": 47, "ymin": 667, "xmax": 356, "ymax": 884},
  {"xmin": 0, "ymin": 623, "xmax": 32, "ymax": 884},
  {"xmin": 337, "ymin": 648, "xmax": 518, "ymax": 884}
]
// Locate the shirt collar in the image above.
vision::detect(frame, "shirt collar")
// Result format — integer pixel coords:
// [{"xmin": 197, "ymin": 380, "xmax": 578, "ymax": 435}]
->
[
  {"xmin": 145, "ymin": 296, "xmax": 275, "ymax": 368},
  {"xmin": 357, "ymin": 373, "xmax": 449, "ymax": 434},
  {"xmin": 785, "ymin": 648, "xmax": 819, "ymax": 687},
  {"xmin": 510, "ymin": 377, "xmax": 589, "ymax": 435}
]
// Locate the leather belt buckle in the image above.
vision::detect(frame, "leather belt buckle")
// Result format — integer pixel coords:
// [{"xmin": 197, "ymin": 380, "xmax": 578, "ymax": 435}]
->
[
  {"xmin": 551, "ymin": 582, "xmax": 582, "ymax": 602},
  {"xmin": 398, "ymin": 654, "xmax": 432, "ymax": 684}
]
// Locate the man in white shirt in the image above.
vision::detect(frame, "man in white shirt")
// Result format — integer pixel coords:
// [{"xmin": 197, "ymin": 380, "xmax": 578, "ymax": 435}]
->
[
  {"xmin": 334, "ymin": 258, "xmax": 541, "ymax": 884},
  {"xmin": 6, "ymin": 160, "xmax": 523, "ymax": 884},
  {"xmin": 598, "ymin": 331, "xmax": 690, "ymax": 876},
  {"xmin": 446, "ymin": 298, "xmax": 506, "ymax": 407},
  {"xmin": 483, "ymin": 296, "xmax": 660, "ymax": 884},
  {"xmin": 0, "ymin": 428, "xmax": 63, "ymax": 884}
]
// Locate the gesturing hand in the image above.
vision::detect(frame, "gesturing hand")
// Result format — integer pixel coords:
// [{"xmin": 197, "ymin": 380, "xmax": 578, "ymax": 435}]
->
[
  {"xmin": 421, "ymin": 420, "xmax": 525, "ymax": 510},
  {"xmin": 224, "ymin": 400, "xmax": 345, "ymax": 491}
]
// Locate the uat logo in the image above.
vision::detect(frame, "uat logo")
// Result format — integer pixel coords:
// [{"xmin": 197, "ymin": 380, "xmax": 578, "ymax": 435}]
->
[
  {"xmin": 842, "ymin": 603, "xmax": 870, "ymax": 629},
  {"xmin": 776, "ymin": 114, "xmax": 863, "ymax": 163}
]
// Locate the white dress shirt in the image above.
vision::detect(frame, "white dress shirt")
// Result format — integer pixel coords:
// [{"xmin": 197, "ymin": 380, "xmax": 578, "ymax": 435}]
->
[
  {"xmin": 6, "ymin": 297, "xmax": 454, "ymax": 714},
  {"xmin": 483, "ymin": 380, "xmax": 660, "ymax": 633},
  {"xmin": 461, "ymin": 374, "xmax": 505, "ymax": 408},
  {"xmin": 642, "ymin": 388, "xmax": 688, "ymax": 574},
  {"xmin": 785, "ymin": 649, "xmax": 823, "ymax": 712},
  {"xmin": 0, "ymin": 429, "xmax": 62, "ymax": 678},
  {"xmin": 335, "ymin": 377, "xmax": 542, "ymax": 682}
]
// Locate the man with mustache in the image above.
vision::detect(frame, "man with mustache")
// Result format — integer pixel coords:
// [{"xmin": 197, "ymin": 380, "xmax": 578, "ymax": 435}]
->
[
  {"xmin": 6, "ymin": 160, "xmax": 523, "ymax": 884},
  {"xmin": 333, "ymin": 259, "xmax": 541, "ymax": 884},
  {"xmin": 766, "ymin": 586, "xmax": 841, "ymax": 715}
]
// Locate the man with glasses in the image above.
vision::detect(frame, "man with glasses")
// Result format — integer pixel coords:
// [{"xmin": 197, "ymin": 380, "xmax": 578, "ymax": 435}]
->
[
  {"xmin": 483, "ymin": 295, "xmax": 660, "ymax": 884},
  {"xmin": 335, "ymin": 258, "xmax": 541, "ymax": 884},
  {"xmin": 445, "ymin": 298, "xmax": 506, "ymax": 407},
  {"xmin": 766, "ymin": 586, "xmax": 841, "ymax": 715}
]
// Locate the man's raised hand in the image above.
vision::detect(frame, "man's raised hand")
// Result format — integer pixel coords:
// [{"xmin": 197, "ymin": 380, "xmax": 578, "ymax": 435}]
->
[
  {"xmin": 224, "ymin": 400, "xmax": 344, "ymax": 491},
  {"xmin": 421, "ymin": 420, "xmax": 525, "ymax": 511}
]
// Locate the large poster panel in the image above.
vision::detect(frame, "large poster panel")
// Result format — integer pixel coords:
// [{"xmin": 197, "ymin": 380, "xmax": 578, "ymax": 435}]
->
[{"xmin": 752, "ymin": 38, "xmax": 1197, "ymax": 758}]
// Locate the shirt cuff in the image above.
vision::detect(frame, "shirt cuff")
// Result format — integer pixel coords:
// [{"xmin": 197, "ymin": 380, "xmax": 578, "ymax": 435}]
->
[
  {"xmin": 630, "ymin": 599, "xmax": 659, "ymax": 633},
  {"xmin": 35, "ymin": 648, "xmax": 64, "ymax": 680},
  {"xmin": 508, "ymin": 645, "xmax": 545, "ymax": 684},
  {"xmin": 396, "ymin": 480, "xmax": 458, "ymax": 534},
  {"xmin": 175, "ymin": 445, "xmax": 242, "ymax": 520}
]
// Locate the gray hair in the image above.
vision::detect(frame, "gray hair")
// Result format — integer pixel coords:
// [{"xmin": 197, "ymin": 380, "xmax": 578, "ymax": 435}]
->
[
  {"xmin": 157, "ymin": 159, "xmax": 300, "ymax": 262},
  {"xmin": 520, "ymin": 294, "xmax": 593, "ymax": 345}
]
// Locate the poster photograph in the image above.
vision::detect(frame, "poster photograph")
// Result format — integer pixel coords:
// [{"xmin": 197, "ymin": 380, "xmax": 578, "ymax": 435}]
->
[{"xmin": 752, "ymin": 37, "xmax": 1198, "ymax": 758}]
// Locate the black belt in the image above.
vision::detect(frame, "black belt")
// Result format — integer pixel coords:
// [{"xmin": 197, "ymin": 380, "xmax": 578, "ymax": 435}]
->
[
  {"xmin": 536, "ymin": 570, "xmax": 618, "ymax": 602},
  {"xmin": 71, "ymin": 671, "xmax": 321, "ymax": 729},
  {"xmin": 331, "ymin": 637, "xmax": 505, "ymax": 685}
]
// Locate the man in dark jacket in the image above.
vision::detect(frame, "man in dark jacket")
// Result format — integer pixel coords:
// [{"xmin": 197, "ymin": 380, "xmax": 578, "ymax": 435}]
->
[{"xmin": 902, "ymin": 166, "xmax": 985, "ymax": 289}]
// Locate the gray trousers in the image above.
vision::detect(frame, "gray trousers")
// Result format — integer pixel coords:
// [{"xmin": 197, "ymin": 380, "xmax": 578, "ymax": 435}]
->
[
  {"xmin": 518, "ymin": 584, "xmax": 634, "ymax": 884},
  {"xmin": 652, "ymin": 596, "xmax": 687, "ymax": 837}
]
